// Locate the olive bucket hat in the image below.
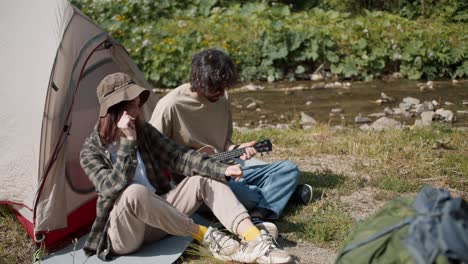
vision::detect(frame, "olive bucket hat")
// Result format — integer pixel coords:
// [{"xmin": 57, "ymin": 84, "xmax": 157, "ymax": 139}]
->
[{"xmin": 96, "ymin": 72, "xmax": 150, "ymax": 117}]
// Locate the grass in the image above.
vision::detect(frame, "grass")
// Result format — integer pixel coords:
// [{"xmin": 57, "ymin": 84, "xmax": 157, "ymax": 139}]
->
[
  {"xmin": 0, "ymin": 206, "xmax": 35, "ymax": 264},
  {"xmin": 2, "ymin": 124, "xmax": 467, "ymax": 262},
  {"xmin": 233, "ymin": 124, "xmax": 468, "ymax": 193}
]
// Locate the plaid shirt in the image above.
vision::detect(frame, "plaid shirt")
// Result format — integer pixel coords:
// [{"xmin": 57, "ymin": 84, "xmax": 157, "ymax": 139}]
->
[{"xmin": 80, "ymin": 122, "xmax": 229, "ymax": 260}]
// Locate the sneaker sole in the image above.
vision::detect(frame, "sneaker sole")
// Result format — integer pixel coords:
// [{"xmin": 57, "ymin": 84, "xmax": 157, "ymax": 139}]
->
[{"xmin": 300, "ymin": 184, "xmax": 313, "ymax": 205}]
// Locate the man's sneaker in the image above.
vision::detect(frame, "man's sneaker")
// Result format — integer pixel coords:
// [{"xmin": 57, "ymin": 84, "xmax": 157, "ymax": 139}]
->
[
  {"xmin": 230, "ymin": 230, "xmax": 292, "ymax": 264},
  {"xmin": 252, "ymin": 217, "xmax": 279, "ymax": 240},
  {"xmin": 292, "ymin": 184, "xmax": 313, "ymax": 205},
  {"xmin": 202, "ymin": 226, "xmax": 241, "ymax": 260}
]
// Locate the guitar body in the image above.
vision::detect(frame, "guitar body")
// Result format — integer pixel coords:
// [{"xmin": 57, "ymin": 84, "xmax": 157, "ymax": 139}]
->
[{"xmin": 197, "ymin": 145, "xmax": 217, "ymax": 155}]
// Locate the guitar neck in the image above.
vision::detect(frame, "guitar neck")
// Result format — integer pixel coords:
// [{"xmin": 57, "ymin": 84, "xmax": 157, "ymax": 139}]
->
[{"xmin": 211, "ymin": 148, "xmax": 246, "ymax": 162}]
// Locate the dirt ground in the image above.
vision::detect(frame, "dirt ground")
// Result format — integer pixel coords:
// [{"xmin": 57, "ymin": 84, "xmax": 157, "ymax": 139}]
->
[{"xmin": 266, "ymin": 153, "xmax": 388, "ymax": 264}]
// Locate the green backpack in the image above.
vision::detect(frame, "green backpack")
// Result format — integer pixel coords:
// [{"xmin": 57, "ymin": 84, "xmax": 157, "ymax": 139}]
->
[{"xmin": 335, "ymin": 196, "xmax": 451, "ymax": 264}]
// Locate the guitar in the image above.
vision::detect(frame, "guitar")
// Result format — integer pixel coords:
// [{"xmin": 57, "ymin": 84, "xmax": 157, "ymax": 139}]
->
[
  {"xmin": 198, "ymin": 139, "xmax": 273, "ymax": 162},
  {"xmin": 169, "ymin": 139, "xmax": 273, "ymax": 184}
]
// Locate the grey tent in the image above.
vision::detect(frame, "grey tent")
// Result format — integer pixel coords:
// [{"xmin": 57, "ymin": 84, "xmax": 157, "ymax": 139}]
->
[{"xmin": 0, "ymin": 0, "xmax": 157, "ymax": 249}]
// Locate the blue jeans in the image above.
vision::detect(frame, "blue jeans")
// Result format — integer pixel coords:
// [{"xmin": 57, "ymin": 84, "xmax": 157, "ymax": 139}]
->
[{"xmin": 227, "ymin": 158, "xmax": 300, "ymax": 220}]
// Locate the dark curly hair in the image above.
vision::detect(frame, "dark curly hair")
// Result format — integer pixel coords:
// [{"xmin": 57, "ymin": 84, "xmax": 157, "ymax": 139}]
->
[{"xmin": 189, "ymin": 49, "xmax": 238, "ymax": 95}]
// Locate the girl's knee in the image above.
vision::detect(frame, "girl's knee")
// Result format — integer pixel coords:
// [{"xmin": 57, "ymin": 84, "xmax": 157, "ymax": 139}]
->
[{"xmin": 121, "ymin": 184, "xmax": 153, "ymax": 205}]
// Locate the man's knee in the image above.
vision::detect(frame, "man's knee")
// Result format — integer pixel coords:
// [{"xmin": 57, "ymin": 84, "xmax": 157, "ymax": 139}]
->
[{"xmin": 278, "ymin": 160, "xmax": 301, "ymax": 179}]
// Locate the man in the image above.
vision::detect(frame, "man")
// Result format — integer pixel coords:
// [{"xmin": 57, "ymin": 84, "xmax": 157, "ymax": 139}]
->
[{"xmin": 150, "ymin": 49, "xmax": 312, "ymax": 224}]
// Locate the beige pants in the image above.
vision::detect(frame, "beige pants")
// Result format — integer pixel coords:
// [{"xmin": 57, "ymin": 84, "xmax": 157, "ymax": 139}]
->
[{"xmin": 107, "ymin": 175, "xmax": 250, "ymax": 255}]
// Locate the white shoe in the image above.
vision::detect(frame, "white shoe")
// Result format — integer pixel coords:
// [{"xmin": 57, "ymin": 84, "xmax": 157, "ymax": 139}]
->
[
  {"xmin": 201, "ymin": 226, "xmax": 241, "ymax": 260},
  {"xmin": 229, "ymin": 230, "xmax": 292, "ymax": 264},
  {"xmin": 254, "ymin": 221, "xmax": 279, "ymax": 240}
]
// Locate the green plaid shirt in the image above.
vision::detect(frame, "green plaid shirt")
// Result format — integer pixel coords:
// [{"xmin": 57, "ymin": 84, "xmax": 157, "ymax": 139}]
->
[{"xmin": 80, "ymin": 122, "xmax": 229, "ymax": 260}]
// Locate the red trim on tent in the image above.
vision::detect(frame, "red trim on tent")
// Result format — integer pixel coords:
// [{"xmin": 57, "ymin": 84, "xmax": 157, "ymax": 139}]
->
[
  {"xmin": 0, "ymin": 201, "xmax": 33, "ymax": 211},
  {"xmin": 14, "ymin": 210, "xmax": 35, "ymax": 240},
  {"xmin": 15, "ymin": 197, "xmax": 97, "ymax": 250}
]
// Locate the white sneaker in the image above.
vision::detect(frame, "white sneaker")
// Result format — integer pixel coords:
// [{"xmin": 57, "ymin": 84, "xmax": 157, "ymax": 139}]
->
[
  {"xmin": 254, "ymin": 221, "xmax": 279, "ymax": 240},
  {"xmin": 229, "ymin": 230, "xmax": 292, "ymax": 264},
  {"xmin": 201, "ymin": 226, "xmax": 241, "ymax": 260}
]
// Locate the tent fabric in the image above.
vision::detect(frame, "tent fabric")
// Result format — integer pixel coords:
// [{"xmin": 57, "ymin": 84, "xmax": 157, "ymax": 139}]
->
[
  {"xmin": 0, "ymin": 0, "xmax": 158, "ymax": 248},
  {"xmin": 0, "ymin": 0, "xmax": 73, "ymax": 211}
]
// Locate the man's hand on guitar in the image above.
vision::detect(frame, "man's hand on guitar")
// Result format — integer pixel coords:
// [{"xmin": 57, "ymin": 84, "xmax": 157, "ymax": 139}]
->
[
  {"xmin": 239, "ymin": 141, "xmax": 257, "ymax": 160},
  {"xmin": 225, "ymin": 165, "xmax": 243, "ymax": 182}
]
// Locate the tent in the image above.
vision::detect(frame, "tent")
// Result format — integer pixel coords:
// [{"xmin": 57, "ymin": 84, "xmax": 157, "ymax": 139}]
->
[{"xmin": 0, "ymin": 0, "xmax": 158, "ymax": 250}]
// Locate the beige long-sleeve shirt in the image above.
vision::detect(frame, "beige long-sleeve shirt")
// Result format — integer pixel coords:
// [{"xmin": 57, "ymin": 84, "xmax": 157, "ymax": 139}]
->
[{"xmin": 150, "ymin": 83, "xmax": 234, "ymax": 152}]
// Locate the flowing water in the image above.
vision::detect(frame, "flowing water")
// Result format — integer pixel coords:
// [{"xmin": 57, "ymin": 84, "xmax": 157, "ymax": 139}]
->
[{"xmin": 228, "ymin": 80, "xmax": 468, "ymax": 128}]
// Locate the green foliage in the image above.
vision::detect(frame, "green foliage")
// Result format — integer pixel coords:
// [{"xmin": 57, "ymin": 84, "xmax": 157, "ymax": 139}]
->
[{"xmin": 72, "ymin": 0, "xmax": 468, "ymax": 87}]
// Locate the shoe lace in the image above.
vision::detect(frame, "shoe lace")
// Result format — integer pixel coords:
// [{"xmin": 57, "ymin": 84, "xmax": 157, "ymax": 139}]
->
[
  {"xmin": 240, "ymin": 231, "xmax": 278, "ymax": 260},
  {"xmin": 208, "ymin": 228, "xmax": 235, "ymax": 254}
]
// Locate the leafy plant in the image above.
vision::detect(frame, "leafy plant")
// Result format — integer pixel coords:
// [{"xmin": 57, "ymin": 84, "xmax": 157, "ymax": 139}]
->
[{"xmin": 72, "ymin": 0, "xmax": 468, "ymax": 87}]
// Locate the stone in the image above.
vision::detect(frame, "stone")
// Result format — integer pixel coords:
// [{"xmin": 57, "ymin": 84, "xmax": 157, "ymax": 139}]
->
[
  {"xmin": 399, "ymin": 102, "xmax": 413, "ymax": 110},
  {"xmin": 331, "ymin": 108, "xmax": 343, "ymax": 113},
  {"xmin": 306, "ymin": 101, "xmax": 312, "ymax": 106},
  {"xmin": 402, "ymin": 97, "xmax": 420, "ymax": 106},
  {"xmin": 310, "ymin": 73, "xmax": 324, "ymax": 81},
  {"xmin": 462, "ymin": 100, "xmax": 468, "ymax": 105},
  {"xmin": 421, "ymin": 111, "xmax": 435, "ymax": 123},
  {"xmin": 370, "ymin": 117, "xmax": 402, "ymax": 131},
  {"xmin": 426, "ymin": 81, "xmax": 434, "ymax": 89},
  {"xmin": 276, "ymin": 124, "xmax": 290, "ymax": 130},
  {"xmin": 380, "ymin": 92, "xmax": 395, "ymax": 103},
  {"xmin": 391, "ymin": 72, "xmax": 403, "ymax": 79},
  {"xmin": 414, "ymin": 119, "xmax": 430, "ymax": 128},
  {"xmin": 324, "ymin": 82, "xmax": 343, "ymax": 88},
  {"xmin": 246, "ymin": 102, "xmax": 257, "ymax": 109},
  {"xmin": 435, "ymin": 109, "xmax": 455, "ymax": 122},
  {"xmin": 291, "ymin": 85, "xmax": 308, "ymax": 91},
  {"xmin": 393, "ymin": 108, "xmax": 408, "ymax": 116},
  {"xmin": 300, "ymin": 112, "xmax": 318, "ymax": 127},
  {"xmin": 368, "ymin": 112, "xmax": 386, "ymax": 118},
  {"xmin": 241, "ymin": 83, "xmax": 264, "ymax": 91},
  {"xmin": 444, "ymin": 101, "xmax": 454, "ymax": 106},
  {"xmin": 457, "ymin": 110, "xmax": 468, "ymax": 114},
  {"xmin": 415, "ymin": 101, "xmax": 435, "ymax": 114},
  {"xmin": 384, "ymin": 107, "xmax": 394, "ymax": 115},
  {"xmin": 359, "ymin": 124, "xmax": 372, "ymax": 131},
  {"xmin": 432, "ymin": 100, "xmax": 439, "ymax": 107},
  {"xmin": 355, "ymin": 116, "xmax": 371, "ymax": 124}
]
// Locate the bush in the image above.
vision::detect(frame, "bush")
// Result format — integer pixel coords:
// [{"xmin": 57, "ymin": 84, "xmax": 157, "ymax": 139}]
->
[{"xmin": 72, "ymin": 0, "xmax": 468, "ymax": 87}]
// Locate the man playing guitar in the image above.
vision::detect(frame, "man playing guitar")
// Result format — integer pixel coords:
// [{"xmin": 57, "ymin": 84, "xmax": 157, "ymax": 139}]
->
[{"xmin": 150, "ymin": 49, "xmax": 313, "ymax": 232}]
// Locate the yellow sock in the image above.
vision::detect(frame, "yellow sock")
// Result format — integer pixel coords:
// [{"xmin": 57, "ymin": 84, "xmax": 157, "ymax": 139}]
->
[
  {"xmin": 192, "ymin": 225, "xmax": 208, "ymax": 242},
  {"xmin": 241, "ymin": 226, "xmax": 261, "ymax": 241}
]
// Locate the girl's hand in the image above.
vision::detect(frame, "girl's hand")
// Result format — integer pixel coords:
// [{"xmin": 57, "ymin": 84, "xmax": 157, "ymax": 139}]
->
[{"xmin": 117, "ymin": 111, "xmax": 137, "ymax": 140}]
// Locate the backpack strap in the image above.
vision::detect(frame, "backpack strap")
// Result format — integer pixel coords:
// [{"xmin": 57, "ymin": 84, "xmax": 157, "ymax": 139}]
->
[{"xmin": 338, "ymin": 217, "xmax": 415, "ymax": 259}]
